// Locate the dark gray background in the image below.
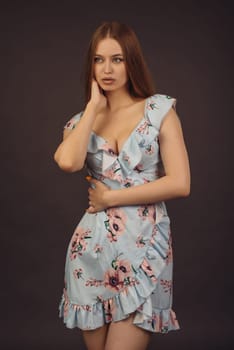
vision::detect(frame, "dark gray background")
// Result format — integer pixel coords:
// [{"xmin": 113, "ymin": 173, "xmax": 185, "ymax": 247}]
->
[{"xmin": 1, "ymin": 0, "xmax": 233, "ymax": 349}]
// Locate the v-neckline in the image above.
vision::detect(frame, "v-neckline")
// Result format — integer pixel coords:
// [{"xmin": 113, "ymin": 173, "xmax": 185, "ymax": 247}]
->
[{"xmin": 91, "ymin": 97, "xmax": 149, "ymax": 157}]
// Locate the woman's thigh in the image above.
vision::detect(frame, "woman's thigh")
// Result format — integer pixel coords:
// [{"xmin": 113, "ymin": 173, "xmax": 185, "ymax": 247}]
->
[
  {"xmin": 105, "ymin": 314, "xmax": 151, "ymax": 350},
  {"xmin": 82, "ymin": 324, "xmax": 109, "ymax": 350}
]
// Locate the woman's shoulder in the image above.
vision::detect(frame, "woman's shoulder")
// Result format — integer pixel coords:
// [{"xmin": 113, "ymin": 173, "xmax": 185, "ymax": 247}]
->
[
  {"xmin": 147, "ymin": 93, "xmax": 176, "ymax": 106},
  {"xmin": 145, "ymin": 93, "xmax": 177, "ymax": 129},
  {"xmin": 64, "ymin": 111, "xmax": 84, "ymax": 130}
]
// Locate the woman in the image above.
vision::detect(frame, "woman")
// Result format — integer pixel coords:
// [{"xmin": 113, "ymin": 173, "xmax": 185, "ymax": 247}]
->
[{"xmin": 54, "ymin": 21, "xmax": 190, "ymax": 350}]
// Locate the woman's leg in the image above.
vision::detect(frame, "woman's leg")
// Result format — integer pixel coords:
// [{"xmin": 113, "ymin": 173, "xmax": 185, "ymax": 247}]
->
[
  {"xmin": 82, "ymin": 324, "xmax": 109, "ymax": 350},
  {"xmin": 104, "ymin": 314, "xmax": 151, "ymax": 350}
]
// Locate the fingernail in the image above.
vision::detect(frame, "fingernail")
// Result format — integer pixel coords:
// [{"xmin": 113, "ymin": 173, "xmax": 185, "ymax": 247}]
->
[{"xmin": 85, "ymin": 176, "xmax": 92, "ymax": 181}]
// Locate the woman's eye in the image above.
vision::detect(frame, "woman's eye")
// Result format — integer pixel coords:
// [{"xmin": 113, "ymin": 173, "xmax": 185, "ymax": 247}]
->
[
  {"xmin": 94, "ymin": 57, "xmax": 103, "ymax": 63},
  {"xmin": 113, "ymin": 57, "xmax": 124, "ymax": 63},
  {"xmin": 94, "ymin": 56, "xmax": 124, "ymax": 64}
]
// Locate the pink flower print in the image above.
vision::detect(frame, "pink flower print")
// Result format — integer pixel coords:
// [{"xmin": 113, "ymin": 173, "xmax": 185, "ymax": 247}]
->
[
  {"xmin": 161, "ymin": 326, "xmax": 169, "ymax": 334},
  {"xmin": 65, "ymin": 121, "xmax": 72, "ymax": 128},
  {"xmin": 70, "ymin": 227, "xmax": 92, "ymax": 260},
  {"xmin": 105, "ymin": 208, "xmax": 127, "ymax": 241},
  {"xmin": 100, "ymin": 142, "xmax": 116, "ymax": 156},
  {"xmin": 63, "ymin": 287, "xmax": 69, "ymax": 318},
  {"xmin": 85, "ymin": 278, "xmax": 103, "ymax": 287},
  {"xmin": 141, "ymin": 258, "xmax": 157, "ymax": 283},
  {"xmin": 160, "ymin": 279, "xmax": 172, "ymax": 293},
  {"xmin": 150, "ymin": 312, "xmax": 162, "ymax": 332},
  {"xmin": 138, "ymin": 205, "xmax": 155, "ymax": 224},
  {"xmin": 107, "ymin": 232, "xmax": 118, "ymax": 242},
  {"xmin": 111, "ymin": 255, "xmax": 136, "ymax": 286},
  {"xmin": 137, "ymin": 304, "xmax": 144, "ymax": 312},
  {"xmin": 134, "ymin": 163, "xmax": 144, "ymax": 173},
  {"xmin": 94, "ymin": 244, "xmax": 103, "ymax": 254},
  {"xmin": 107, "ymin": 207, "xmax": 127, "ymax": 222},
  {"xmin": 96, "ymin": 295, "xmax": 104, "ymax": 303},
  {"xmin": 144, "ymin": 144, "xmax": 154, "ymax": 155},
  {"xmin": 136, "ymin": 234, "xmax": 146, "ymax": 248},
  {"xmin": 136, "ymin": 120, "xmax": 149, "ymax": 134},
  {"xmin": 150, "ymin": 226, "xmax": 157, "ymax": 245},
  {"xmin": 85, "ymin": 255, "xmax": 138, "ymax": 293},
  {"xmin": 72, "ymin": 304, "xmax": 92, "ymax": 312},
  {"xmin": 115, "ymin": 258, "xmax": 132, "ymax": 280},
  {"xmin": 103, "ymin": 166, "xmax": 123, "ymax": 182},
  {"xmin": 109, "ymin": 215, "xmax": 125, "ymax": 236},
  {"xmin": 73, "ymin": 268, "xmax": 83, "ymax": 279},
  {"xmin": 104, "ymin": 268, "xmax": 123, "ymax": 292},
  {"xmin": 123, "ymin": 177, "xmax": 133, "ymax": 188},
  {"xmin": 122, "ymin": 153, "xmax": 130, "ymax": 163},
  {"xmin": 147, "ymin": 99, "xmax": 159, "ymax": 110},
  {"xmin": 64, "ymin": 119, "xmax": 76, "ymax": 130},
  {"xmin": 103, "ymin": 298, "xmax": 116, "ymax": 322},
  {"xmin": 165, "ymin": 234, "xmax": 173, "ymax": 265},
  {"xmin": 150, "ymin": 311, "xmax": 174, "ymax": 333}
]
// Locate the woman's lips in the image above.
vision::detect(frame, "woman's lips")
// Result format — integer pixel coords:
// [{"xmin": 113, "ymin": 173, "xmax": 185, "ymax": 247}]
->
[{"xmin": 102, "ymin": 78, "xmax": 115, "ymax": 84}]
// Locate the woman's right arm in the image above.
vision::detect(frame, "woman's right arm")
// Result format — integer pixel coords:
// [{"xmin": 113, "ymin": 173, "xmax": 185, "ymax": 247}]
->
[{"xmin": 54, "ymin": 81, "xmax": 106, "ymax": 172}]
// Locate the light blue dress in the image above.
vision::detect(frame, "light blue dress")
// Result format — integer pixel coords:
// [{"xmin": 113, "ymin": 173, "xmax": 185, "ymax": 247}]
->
[{"xmin": 59, "ymin": 94, "xmax": 180, "ymax": 333}]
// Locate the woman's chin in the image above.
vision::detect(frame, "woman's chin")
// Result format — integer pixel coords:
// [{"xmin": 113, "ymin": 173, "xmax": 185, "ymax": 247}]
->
[{"xmin": 101, "ymin": 86, "xmax": 116, "ymax": 93}]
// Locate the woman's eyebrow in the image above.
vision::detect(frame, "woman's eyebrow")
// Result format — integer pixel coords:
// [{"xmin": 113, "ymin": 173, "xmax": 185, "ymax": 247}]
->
[
  {"xmin": 112, "ymin": 54, "xmax": 123, "ymax": 57},
  {"xmin": 94, "ymin": 53, "xmax": 123, "ymax": 57}
]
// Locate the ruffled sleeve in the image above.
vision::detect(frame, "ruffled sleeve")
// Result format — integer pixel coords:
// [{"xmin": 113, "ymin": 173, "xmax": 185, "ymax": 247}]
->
[
  {"xmin": 146, "ymin": 94, "xmax": 177, "ymax": 130},
  {"xmin": 63, "ymin": 111, "xmax": 84, "ymax": 130}
]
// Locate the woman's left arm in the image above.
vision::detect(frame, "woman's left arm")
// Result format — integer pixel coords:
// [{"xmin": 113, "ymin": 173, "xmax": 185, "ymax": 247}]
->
[{"xmin": 87, "ymin": 108, "xmax": 190, "ymax": 213}]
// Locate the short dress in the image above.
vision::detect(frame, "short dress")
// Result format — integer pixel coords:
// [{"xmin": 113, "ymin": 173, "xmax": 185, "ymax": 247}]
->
[{"xmin": 59, "ymin": 94, "xmax": 180, "ymax": 333}]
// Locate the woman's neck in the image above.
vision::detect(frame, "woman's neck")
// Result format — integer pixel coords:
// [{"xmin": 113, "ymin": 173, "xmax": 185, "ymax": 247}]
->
[{"xmin": 105, "ymin": 88, "xmax": 136, "ymax": 113}]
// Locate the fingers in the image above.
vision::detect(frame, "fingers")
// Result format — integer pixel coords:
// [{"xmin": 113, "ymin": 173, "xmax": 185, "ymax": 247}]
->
[
  {"xmin": 91, "ymin": 79, "xmax": 101, "ymax": 96},
  {"xmin": 86, "ymin": 175, "xmax": 96, "ymax": 184},
  {"xmin": 86, "ymin": 176, "xmax": 99, "ymax": 189},
  {"xmin": 86, "ymin": 177, "xmax": 96, "ymax": 213},
  {"xmin": 88, "ymin": 200, "xmax": 95, "ymax": 208},
  {"xmin": 86, "ymin": 176, "xmax": 109, "ymax": 189},
  {"xmin": 85, "ymin": 176, "xmax": 108, "ymax": 214},
  {"xmin": 86, "ymin": 205, "xmax": 96, "ymax": 214}
]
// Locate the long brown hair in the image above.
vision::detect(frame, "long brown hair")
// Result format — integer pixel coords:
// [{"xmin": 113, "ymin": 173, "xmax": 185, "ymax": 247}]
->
[{"xmin": 84, "ymin": 21, "xmax": 155, "ymax": 102}]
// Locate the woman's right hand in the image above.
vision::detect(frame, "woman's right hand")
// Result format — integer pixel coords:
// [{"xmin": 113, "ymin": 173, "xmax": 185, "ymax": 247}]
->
[{"xmin": 88, "ymin": 79, "xmax": 107, "ymax": 114}]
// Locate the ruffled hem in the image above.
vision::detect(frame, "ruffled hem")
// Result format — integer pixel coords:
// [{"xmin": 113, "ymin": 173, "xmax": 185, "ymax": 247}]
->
[{"xmin": 59, "ymin": 251, "xmax": 180, "ymax": 333}]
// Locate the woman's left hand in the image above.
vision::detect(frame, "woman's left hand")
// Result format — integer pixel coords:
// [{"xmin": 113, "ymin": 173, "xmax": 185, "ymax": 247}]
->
[{"xmin": 86, "ymin": 176, "xmax": 110, "ymax": 213}]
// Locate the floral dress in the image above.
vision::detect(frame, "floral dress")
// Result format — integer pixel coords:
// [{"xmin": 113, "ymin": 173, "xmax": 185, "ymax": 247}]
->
[{"xmin": 59, "ymin": 94, "xmax": 180, "ymax": 333}]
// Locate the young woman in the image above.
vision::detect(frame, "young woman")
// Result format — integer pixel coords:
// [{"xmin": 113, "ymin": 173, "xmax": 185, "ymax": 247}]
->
[{"xmin": 54, "ymin": 21, "xmax": 190, "ymax": 350}]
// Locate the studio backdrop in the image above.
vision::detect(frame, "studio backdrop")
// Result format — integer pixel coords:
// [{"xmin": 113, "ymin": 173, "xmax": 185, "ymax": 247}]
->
[{"xmin": 1, "ymin": 1, "xmax": 233, "ymax": 349}]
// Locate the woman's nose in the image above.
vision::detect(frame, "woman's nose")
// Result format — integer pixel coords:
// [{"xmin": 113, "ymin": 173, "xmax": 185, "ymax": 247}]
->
[{"xmin": 104, "ymin": 60, "xmax": 113, "ymax": 73}]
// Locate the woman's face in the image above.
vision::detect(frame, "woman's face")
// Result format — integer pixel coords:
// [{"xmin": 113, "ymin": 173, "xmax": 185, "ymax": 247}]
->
[{"xmin": 93, "ymin": 37, "xmax": 128, "ymax": 93}]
